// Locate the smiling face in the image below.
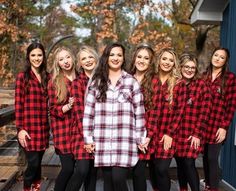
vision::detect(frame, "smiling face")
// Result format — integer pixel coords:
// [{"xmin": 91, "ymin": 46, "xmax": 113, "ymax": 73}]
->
[
  {"xmin": 108, "ymin": 46, "xmax": 124, "ymax": 72},
  {"xmin": 78, "ymin": 50, "xmax": 97, "ymax": 72},
  {"xmin": 159, "ymin": 51, "xmax": 175, "ymax": 73},
  {"xmin": 134, "ymin": 49, "xmax": 151, "ymax": 73},
  {"xmin": 211, "ymin": 49, "xmax": 228, "ymax": 69},
  {"xmin": 58, "ymin": 50, "xmax": 73, "ymax": 72},
  {"xmin": 29, "ymin": 48, "xmax": 43, "ymax": 71},
  {"xmin": 181, "ymin": 60, "xmax": 197, "ymax": 80}
]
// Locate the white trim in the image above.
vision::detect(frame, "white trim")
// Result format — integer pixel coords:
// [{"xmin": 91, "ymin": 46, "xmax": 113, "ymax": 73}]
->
[{"xmin": 221, "ymin": 180, "xmax": 236, "ymax": 191}]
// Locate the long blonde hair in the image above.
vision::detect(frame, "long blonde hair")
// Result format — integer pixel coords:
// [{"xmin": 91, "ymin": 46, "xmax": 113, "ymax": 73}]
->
[
  {"xmin": 156, "ymin": 48, "xmax": 181, "ymax": 105},
  {"xmin": 51, "ymin": 46, "xmax": 76, "ymax": 103}
]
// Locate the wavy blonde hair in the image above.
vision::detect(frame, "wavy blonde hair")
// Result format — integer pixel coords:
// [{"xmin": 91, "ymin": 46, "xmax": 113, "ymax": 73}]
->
[
  {"xmin": 156, "ymin": 48, "xmax": 182, "ymax": 105},
  {"xmin": 51, "ymin": 46, "xmax": 76, "ymax": 103}
]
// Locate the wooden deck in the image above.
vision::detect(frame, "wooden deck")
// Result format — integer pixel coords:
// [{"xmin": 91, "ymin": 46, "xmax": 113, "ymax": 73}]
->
[{"xmin": 0, "ymin": 144, "xmax": 232, "ymax": 191}]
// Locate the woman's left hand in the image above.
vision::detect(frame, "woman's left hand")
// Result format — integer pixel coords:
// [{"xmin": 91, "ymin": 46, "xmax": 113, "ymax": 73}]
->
[
  {"xmin": 216, "ymin": 128, "xmax": 227, "ymax": 143},
  {"xmin": 160, "ymin": 134, "xmax": 172, "ymax": 151},
  {"xmin": 188, "ymin": 136, "xmax": 200, "ymax": 150}
]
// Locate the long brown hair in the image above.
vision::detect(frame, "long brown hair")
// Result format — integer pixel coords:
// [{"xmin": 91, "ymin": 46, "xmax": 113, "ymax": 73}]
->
[
  {"xmin": 24, "ymin": 42, "xmax": 48, "ymax": 94},
  {"xmin": 129, "ymin": 43, "xmax": 156, "ymax": 110},
  {"xmin": 205, "ymin": 47, "xmax": 230, "ymax": 96},
  {"xmin": 91, "ymin": 43, "xmax": 126, "ymax": 102}
]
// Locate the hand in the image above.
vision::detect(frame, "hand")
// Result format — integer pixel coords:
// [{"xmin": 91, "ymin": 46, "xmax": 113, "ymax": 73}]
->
[
  {"xmin": 138, "ymin": 144, "xmax": 146, "ymax": 154},
  {"xmin": 160, "ymin": 134, "xmax": 172, "ymax": 151},
  {"xmin": 142, "ymin": 137, "xmax": 151, "ymax": 151},
  {"xmin": 188, "ymin": 136, "xmax": 200, "ymax": 150},
  {"xmin": 84, "ymin": 143, "xmax": 95, "ymax": 153},
  {"xmin": 68, "ymin": 97, "xmax": 75, "ymax": 109},
  {"xmin": 216, "ymin": 128, "xmax": 226, "ymax": 143},
  {"xmin": 18, "ymin": 130, "xmax": 31, "ymax": 148}
]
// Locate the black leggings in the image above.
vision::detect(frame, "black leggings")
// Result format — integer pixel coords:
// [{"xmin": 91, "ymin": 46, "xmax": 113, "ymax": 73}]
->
[
  {"xmin": 153, "ymin": 158, "xmax": 172, "ymax": 191},
  {"xmin": 102, "ymin": 166, "xmax": 129, "ymax": 191},
  {"xmin": 203, "ymin": 143, "xmax": 222, "ymax": 189},
  {"xmin": 54, "ymin": 154, "xmax": 74, "ymax": 191},
  {"xmin": 148, "ymin": 159, "xmax": 158, "ymax": 190},
  {"xmin": 65, "ymin": 159, "xmax": 90, "ymax": 191},
  {"xmin": 24, "ymin": 150, "xmax": 44, "ymax": 188},
  {"xmin": 132, "ymin": 160, "xmax": 147, "ymax": 191},
  {"xmin": 84, "ymin": 160, "xmax": 97, "ymax": 191},
  {"xmin": 175, "ymin": 157, "xmax": 199, "ymax": 191}
]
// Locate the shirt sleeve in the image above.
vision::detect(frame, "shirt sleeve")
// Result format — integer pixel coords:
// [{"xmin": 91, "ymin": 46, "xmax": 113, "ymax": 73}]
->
[
  {"xmin": 193, "ymin": 81, "xmax": 212, "ymax": 138},
  {"xmin": 47, "ymin": 80, "xmax": 65, "ymax": 119},
  {"xmin": 83, "ymin": 86, "xmax": 96, "ymax": 144},
  {"xmin": 221, "ymin": 74, "xmax": 236, "ymax": 130},
  {"xmin": 132, "ymin": 80, "xmax": 146, "ymax": 144},
  {"xmin": 15, "ymin": 73, "xmax": 25, "ymax": 132}
]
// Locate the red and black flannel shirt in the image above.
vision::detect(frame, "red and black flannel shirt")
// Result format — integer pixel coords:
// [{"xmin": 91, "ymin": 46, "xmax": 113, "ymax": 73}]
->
[
  {"xmin": 204, "ymin": 71, "xmax": 236, "ymax": 144},
  {"xmin": 48, "ymin": 76, "xmax": 75, "ymax": 154},
  {"xmin": 175, "ymin": 79, "xmax": 212, "ymax": 158},
  {"xmin": 15, "ymin": 71, "xmax": 50, "ymax": 151},
  {"xmin": 70, "ymin": 71, "xmax": 93, "ymax": 160},
  {"xmin": 138, "ymin": 81, "xmax": 155, "ymax": 160},
  {"xmin": 149, "ymin": 77, "xmax": 186, "ymax": 159}
]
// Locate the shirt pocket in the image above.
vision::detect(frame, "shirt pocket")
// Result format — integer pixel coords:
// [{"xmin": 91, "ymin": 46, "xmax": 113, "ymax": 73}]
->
[{"xmin": 117, "ymin": 89, "xmax": 132, "ymax": 103}]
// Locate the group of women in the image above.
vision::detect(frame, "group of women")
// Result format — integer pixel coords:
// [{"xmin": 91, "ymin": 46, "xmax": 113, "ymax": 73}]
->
[{"xmin": 15, "ymin": 41, "xmax": 236, "ymax": 191}]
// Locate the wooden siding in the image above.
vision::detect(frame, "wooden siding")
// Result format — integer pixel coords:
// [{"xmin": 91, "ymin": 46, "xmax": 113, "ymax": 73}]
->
[{"xmin": 220, "ymin": 0, "xmax": 236, "ymax": 189}]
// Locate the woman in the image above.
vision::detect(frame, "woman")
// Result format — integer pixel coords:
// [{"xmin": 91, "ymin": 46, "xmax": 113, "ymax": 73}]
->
[
  {"xmin": 203, "ymin": 47, "xmax": 236, "ymax": 191},
  {"xmin": 67, "ymin": 45, "xmax": 99, "ymax": 191},
  {"xmin": 48, "ymin": 47, "xmax": 89, "ymax": 191},
  {"xmin": 83, "ymin": 43, "xmax": 146, "ymax": 191},
  {"xmin": 175, "ymin": 53, "xmax": 211, "ymax": 191},
  {"xmin": 15, "ymin": 42, "xmax": 49, "ymax": 191},
  {"xmin": 149, "ymin": 48, "xmax": 184, "ymax": 191},
  {"xmin": 128, "ymin": 43, "xmax": 156, "ymax": 191}
]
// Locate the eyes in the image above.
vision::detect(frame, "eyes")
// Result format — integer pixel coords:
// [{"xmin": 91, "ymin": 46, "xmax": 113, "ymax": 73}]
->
[
  {"xmin": 214, "ymin": 53, "xmax": 226, "ymax": 60},
  {"xmin": 109, "ymin": 53, "xmax": 123, "ymax": 57},
  {"xmin": 30, "ymin": 53, "xmax": 43, "ymax": 57},
  {"xmin": 81, "ymin": 55, "xmax": 95, "ymax": 61},
  {"xmin": 137, "ymin": 55, "xmax": 150, "ymax": 61},
  {"xmin": 183, "ymin": 65, "xmax": 196, "ymax": 71},
  {"xmin": 59, "ymin": 55, "xmax": 71, "ymax": 62},
  {"xmin": 161, "ymin": 57, "xmax": 174, "ymax": 63}
]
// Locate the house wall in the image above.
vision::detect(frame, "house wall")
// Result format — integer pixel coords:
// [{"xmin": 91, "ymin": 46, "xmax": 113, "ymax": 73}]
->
[{"xmin": 220, "ymin": 0, "xmax": 236, "ymax": 188}]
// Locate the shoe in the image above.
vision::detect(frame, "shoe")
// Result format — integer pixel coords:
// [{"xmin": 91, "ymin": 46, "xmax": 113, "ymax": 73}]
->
[{"xmin": 32, "ymin": 180, "xmax": 40, "ymax": 191}]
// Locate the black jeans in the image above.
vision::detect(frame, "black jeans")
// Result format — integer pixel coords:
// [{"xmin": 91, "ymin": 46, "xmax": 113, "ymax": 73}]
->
[
  {"xmin": 203, "ymin": 143, "xmax": 222, "ymax": 189},
  {"xmin": 102, "ymin": 166, "xmax": 129, "ymax": 191},
  {"xmin": 24, "ymin": 150, "xmax": 45, "ymax": 188},
  {"xmin": 175, "ymin": 157, "xmax": 200, "ymax": 191},
  {"xmin": 54, "ymin": 154, "xmax": 74, "ymax": 191}
]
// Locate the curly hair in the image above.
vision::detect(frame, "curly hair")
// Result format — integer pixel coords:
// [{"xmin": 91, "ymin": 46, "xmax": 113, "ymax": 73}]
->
[
  {"xmin": 91, "ymin": 42, "xmax": 126, "ymax": 102},
  {"xmin": 129, "ymin": 43, "xmax": 156, "ymax": 110},
  {"xmin": 51, "ymin": 46, "xmax": 76, "ymax": 103},
  {"xmin": 156, "ymin": 48, "xmax": 182, "ymax": 105}
]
